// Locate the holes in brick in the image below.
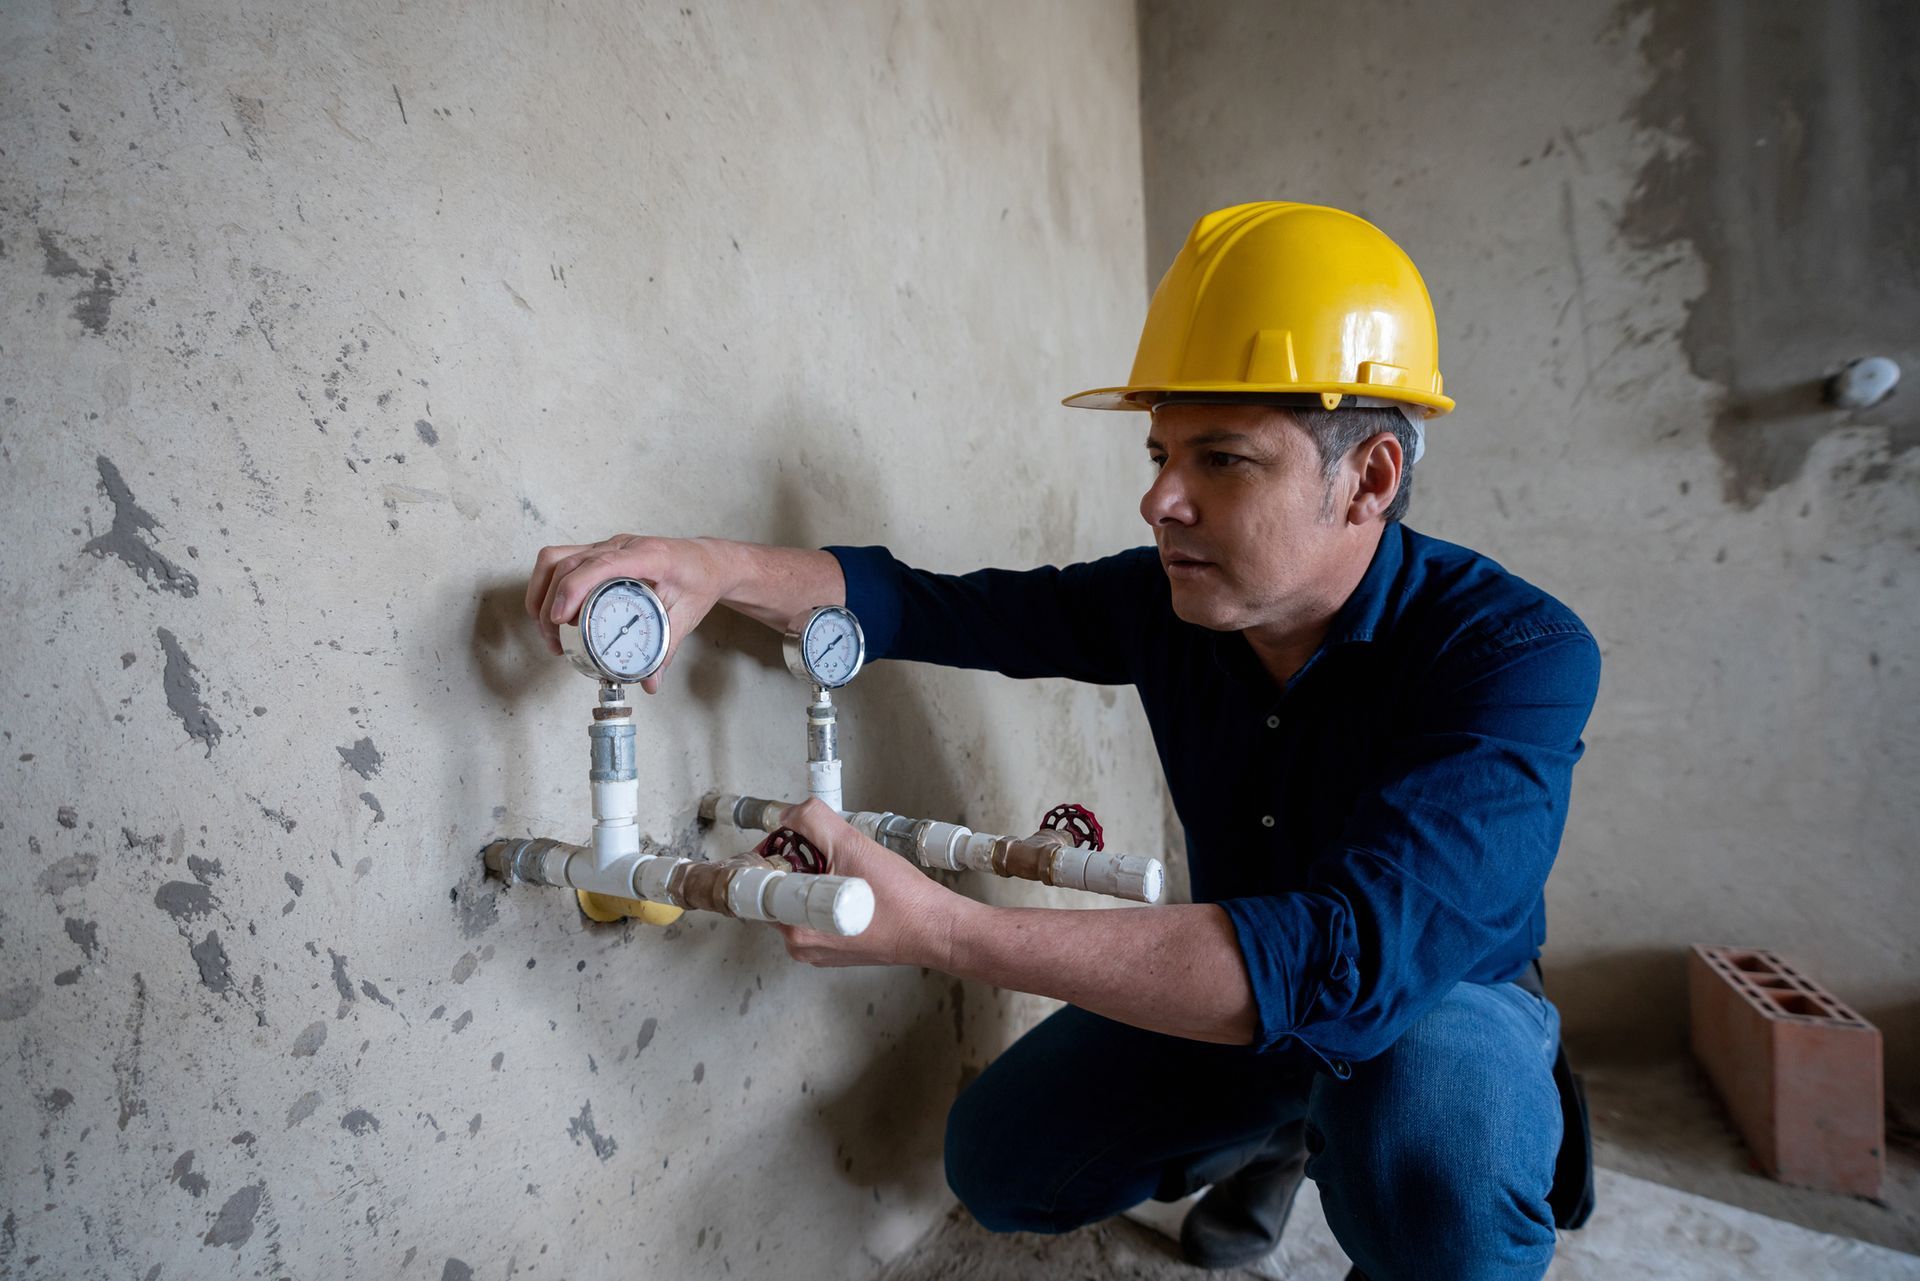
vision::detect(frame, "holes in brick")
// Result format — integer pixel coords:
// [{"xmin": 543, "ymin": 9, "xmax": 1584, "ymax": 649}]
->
[
  {"xmin": 1728, "ymin": 952, "xmax": 1775, "ymax": 973},
  {"xmin": 1766, "ymin": 992, "xmax": 1833, "ymax": 1019}
]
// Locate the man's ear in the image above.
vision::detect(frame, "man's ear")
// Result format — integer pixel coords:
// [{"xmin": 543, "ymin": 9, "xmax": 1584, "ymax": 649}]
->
[{"xmin": 1346, "ymin": 431, "xmax": 1404, "ymax": 526}]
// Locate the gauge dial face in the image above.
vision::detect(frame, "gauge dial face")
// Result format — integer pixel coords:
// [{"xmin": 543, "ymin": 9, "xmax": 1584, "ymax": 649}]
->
[
  {"xmin": 585, "ymin": 579, "xmax": 669, "ymax": 682},
  {"xmin": 798, "ymin": 606, "xmax": 864, "ymax": 688}
]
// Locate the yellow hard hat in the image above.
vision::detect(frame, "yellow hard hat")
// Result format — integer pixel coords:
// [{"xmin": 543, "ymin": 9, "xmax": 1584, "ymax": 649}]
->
[{"xmin": 1064, "ymin": 201, "xmax": 1453, "ymax": 418}]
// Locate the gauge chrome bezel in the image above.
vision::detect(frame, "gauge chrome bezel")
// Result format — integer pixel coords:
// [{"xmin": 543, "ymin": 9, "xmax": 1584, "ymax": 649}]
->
[
  {"xmin": 782, "ymin": 604, "xmax": 865, "ymax": 689},
  {"xmin": 562, "ymin": 577, "xmax": 670, "ymax": 684}
]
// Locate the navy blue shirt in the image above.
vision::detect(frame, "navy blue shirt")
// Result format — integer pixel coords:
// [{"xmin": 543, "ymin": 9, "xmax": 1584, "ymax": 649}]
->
[{"xmin": 826, "ymin": 523, "xmax": 1600, "ymax": 1068}]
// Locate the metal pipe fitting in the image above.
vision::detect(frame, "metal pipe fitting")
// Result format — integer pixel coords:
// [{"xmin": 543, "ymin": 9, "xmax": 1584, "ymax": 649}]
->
[
  {"xmin": 805, "ymin": 688, "xmax": 842, "ymax": 811},
  {"xmin": 700, "ymin": 792, "xmax": 1166, "ymax": 904},
  {"xmin": 481, "ymin": 836, "xmax": 873, "ymax": 935}
]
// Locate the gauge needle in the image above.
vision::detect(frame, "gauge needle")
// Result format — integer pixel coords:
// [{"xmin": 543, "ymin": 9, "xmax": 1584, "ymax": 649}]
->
[
  {"xmin": 611, "ymin": 614, "xmax": 638, "ymax": 643},
  {"xmin": 818, "ymin": 634, "xmax": 845, "ymax": 662}
]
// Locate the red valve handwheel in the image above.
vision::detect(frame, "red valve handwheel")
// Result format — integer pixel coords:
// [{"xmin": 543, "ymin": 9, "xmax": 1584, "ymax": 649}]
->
[
  {"xmin": 763, "ymin": 827, "xmax": 827, "ymax": 874},
  {"xmin": 1040, "ymin": 803, "xmax": 1105, "ymax": 851}
]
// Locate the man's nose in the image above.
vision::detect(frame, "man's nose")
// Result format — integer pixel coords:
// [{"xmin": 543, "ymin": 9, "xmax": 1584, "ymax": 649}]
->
[{"xmin": 1140, "ymin": 464, "xmax": 1197, "ymax": 528}]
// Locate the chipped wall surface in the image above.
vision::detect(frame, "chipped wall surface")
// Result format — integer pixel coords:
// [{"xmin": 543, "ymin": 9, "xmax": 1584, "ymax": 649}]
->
[
  {"xmin": 1139, "ymin": 1, "xmax": 1920, "ymax": 1093},
  {"xmin": 0, "ymin": 2, "xmax": 1157, "ymax": 1276}
]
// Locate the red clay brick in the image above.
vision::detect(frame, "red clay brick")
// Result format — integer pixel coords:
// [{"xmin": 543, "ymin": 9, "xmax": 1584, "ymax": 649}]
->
[{"xmin": 1688, "ymin": 945, "xmax": 1883, "ymax": 1198}]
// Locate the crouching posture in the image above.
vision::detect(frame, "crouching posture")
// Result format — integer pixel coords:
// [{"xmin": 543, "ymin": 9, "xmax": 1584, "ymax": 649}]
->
[{"xmin": 527, "ymin": 203, "xmax": 1601, "ymax": 1280}]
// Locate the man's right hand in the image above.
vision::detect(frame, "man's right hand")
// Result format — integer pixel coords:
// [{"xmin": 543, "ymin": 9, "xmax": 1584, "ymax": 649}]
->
[
  {"xmin": 522, "ymin": 535, "xmax": 845, "ymax": 694},
  {"xmin": 524, "ymin": 535, "xmax": 734, "ymax": 694}
]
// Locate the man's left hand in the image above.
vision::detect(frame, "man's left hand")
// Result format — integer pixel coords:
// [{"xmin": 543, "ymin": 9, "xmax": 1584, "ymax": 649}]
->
[{"xmin": 769, "ymin": 798, "xmax": 969, "ymax": 970}]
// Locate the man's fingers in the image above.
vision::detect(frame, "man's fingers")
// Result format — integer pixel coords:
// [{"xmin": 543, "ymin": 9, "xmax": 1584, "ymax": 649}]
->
[
  {"xmin": 777, "ymin": 799, "xmax": 855, "ymax": 870},
  {"xmin": 525, "ymin": 544, "xmax": 590, "ymax": 620},
  {"xmin": 543, "ymin": 551, "xmax": 606, "ymax": 628}
]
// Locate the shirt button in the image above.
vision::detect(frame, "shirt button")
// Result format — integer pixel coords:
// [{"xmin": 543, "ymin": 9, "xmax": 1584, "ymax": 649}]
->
[
  {"xmin": 1265, "ymin": 715, "xmax": 1280, "ymax": 729},
  {"xmin": 1260, "ymin": 815, "xmax": 1275, "ymax": 828}
]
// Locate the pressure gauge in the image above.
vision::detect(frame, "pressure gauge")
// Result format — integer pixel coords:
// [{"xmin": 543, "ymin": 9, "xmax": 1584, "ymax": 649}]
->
[
  {"xmin": 782, "ymin": 605, "xmax": 865, "ymax": 689},
  {"xmin": 560, "ymin": 578, "xmax": 670, "ymax": 685}
]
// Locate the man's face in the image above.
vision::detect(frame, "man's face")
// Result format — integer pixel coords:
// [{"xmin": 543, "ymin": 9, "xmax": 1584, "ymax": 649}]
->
[{"xmin": 1140, "ymin": 403, "xmax": 1343, "ymax": 633}]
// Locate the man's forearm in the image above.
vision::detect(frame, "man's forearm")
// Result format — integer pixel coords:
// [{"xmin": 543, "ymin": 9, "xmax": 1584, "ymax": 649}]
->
[
  {"xmin": 938, "ymin": 899, "xmax": 1260, "ymax": 1046},
  {"xmin": 705, "ymin": 538, "xmax": 845, "ymax": 631}
]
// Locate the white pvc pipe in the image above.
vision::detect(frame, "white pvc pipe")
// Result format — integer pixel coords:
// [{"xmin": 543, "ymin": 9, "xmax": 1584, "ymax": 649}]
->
[{"xmin": 702, "ymin": 792, "xmax": 1166, "ymax": 905}]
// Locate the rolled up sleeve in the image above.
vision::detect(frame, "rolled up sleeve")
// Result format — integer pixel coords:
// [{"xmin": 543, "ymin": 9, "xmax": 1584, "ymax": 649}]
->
[{"xmin": 1222, "ymin": 626, "xmax": 1602, "ymax": 1064}]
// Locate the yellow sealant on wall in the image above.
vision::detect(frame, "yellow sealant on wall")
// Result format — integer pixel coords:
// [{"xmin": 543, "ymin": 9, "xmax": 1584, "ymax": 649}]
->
[{"xmin": 576, "ymin": 889, "xmax": 683, "ymax": 926}]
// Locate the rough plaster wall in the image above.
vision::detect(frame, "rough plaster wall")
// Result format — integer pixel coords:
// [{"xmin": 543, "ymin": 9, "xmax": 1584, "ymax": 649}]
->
[
  {"xmin": 0, "ymin": 2, "xmax": 1156, "ymax": 1277},
  {"xmin": 1138, "ymin": 1, "xmax": 1919, "ymax": 1094}
]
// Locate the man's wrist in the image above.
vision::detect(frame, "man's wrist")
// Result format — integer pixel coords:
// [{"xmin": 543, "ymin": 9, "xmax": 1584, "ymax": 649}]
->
[
  {"xmin": 912, "ymin": 891, "xmax": 979, "ymax": 975},
  {"xmin": 696, "ymin": 536, "xmax": 749, "ymax": 605}
]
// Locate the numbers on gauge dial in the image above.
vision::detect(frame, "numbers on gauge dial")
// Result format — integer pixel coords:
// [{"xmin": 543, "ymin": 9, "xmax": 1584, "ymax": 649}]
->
[
  {"xmin": 588, "ymin": 581, "xmax": 667, "ymax": 680},
  {"xmin": 803, "ymin": 608, "xmax": 862, "ymax": 687}
]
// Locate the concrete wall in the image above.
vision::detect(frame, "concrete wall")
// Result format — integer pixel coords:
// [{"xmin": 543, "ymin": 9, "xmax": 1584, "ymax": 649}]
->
[
  {"xmin": 0, "ymin": 2, "xmax": 1158, "ymax": 1276},
  {"xmin": 1139, "ymin": 0, "xmax": 1919, "ymax": 1095}
]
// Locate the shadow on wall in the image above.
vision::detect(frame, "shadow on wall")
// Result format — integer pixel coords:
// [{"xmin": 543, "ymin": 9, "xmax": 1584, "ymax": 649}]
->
[
  {"xmin": 747, "ymin": 443, "xmax": 1021, "ymax": 1176},
  {"xmin": 454, "ymin": 436, "xmax": 1014, "ymax": 1197},
  {"xmin": 1549, "ymin": 945, "xmax": 1689, "ymax": 1066},
  {"xmin": 1857, "ymin": 997, "xmax": 1918, "ymax": 1117},
  {"xmin": 806, "ymin": 989, "xmax": 977, "ymax": 1193}
]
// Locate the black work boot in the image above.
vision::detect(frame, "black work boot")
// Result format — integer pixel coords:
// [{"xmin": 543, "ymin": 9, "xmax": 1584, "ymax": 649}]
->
[{"xmin": 1178, "ymin": 1122, "xmax": 1309, "ymax": 1269}]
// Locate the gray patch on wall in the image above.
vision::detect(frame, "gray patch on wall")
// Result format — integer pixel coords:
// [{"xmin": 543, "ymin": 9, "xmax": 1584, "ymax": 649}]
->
[
  {"xmin": 82, "ymin": 456, "xmax": 199, "ymax": 596},
  {"xmin": 38, "ymin": 229, "xmax": 116, "ymax": 335},
  {"xmin": 156, "ymin": 628, "xmax": 224, "ymax": 756},
  {"xmin": 341, "ymin": 1108, "xmax": 381, "ymax": 1135},
  {"xmin": 566, "ymin": 1100, "xmax": 617, "ymax": 1160},
  {"xmin": 169, "ymin": 1149, "xmax": 210, "ymax": 1197},
  {"xmin": 154, "ymin": 879, "xmax": 215, "ymax": 920},
  {"xmin": 451, "ymin": 874, "xmax": 499, "ymax": 938},
  {"xmin": 286, "ymin": 1090, "xmax": 322, "ymax": 1128},
  {"xmin": 203, "ymin": 1181, "xmax": 265, "ymax": 1248},
  {"xmin": 39, "ymin": 854, "xmax": 99, "ymax": 895},
  {"xmin": 0, "ymin": 983, "xmax": 41, "ymax": 1020},
  {"xmin": 1617, "ymin": 0, "xmax": 1920, "ymax": 504},
  {"xmin": 328, "ymin": 949, "xmax": 355, "ymax": 1015},
  {"xmin": 291, "ymin": 1020, "xmax": 327, "ymax": 1056},
  {"xmin": 116, "ymin": 972, "xmax": 148, "ymax": 1129},
  {"xmin": 191, "ymin": 930, "xmax": 232, "ymax": 992},
  {"xmin": 63, "ymin": 917, "xmax": 100, "ymax": 959},
  {"xmin": 336, "ymin": 736, "xmax": 383, "ymax": 778}
]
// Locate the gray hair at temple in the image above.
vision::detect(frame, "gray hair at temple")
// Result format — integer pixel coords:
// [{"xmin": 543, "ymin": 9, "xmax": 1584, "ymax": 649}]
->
[{"xmin": 1290, "ymin": 406, "xmax": 1421, "ymax": 524}]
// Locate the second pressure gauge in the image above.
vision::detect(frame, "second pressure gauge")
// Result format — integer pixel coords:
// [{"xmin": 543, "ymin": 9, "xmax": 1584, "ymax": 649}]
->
[
  {"xmin": 783, "ymin": 605, "xmax": 865, "ymax": 689},
  {"xmin": 561, "ymin": 577, "xmax": 670, "ymax": 685}
]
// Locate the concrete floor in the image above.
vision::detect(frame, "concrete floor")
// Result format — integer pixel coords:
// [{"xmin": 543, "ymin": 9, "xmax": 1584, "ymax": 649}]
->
[
  {"xmin": 877, "ymin": 1054, "xmax": 1920, "ymax": 1280},
  {"xmin": 877, "ymin": 1173, "xmax": 1918, "ymax": 1281},
  {"xmin": 1580, "ymin": 1054, "xmax": 1920, "ymax": 1257}
]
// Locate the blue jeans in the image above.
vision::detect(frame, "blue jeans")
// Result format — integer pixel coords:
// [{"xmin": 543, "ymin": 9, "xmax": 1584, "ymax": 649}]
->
[{"xmin": 945, "ymin": 982, "xmax": 1562, "ymax": 1281}]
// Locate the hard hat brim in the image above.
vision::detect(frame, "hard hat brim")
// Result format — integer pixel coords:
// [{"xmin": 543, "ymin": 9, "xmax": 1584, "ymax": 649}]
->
[{"xmin": 1061, "ymin": 383, "xmax": 1455, "ymax": 417}]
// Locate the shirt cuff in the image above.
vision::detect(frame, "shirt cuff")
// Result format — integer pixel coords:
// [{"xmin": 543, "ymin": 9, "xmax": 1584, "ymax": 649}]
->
[
  {"xmin": 823, "ymin": 545, "xmax": 903, "ymax": 661},
  {"xmin": 1220, "ymin": 893, "xmax": 1361, "ymax": 1066}
]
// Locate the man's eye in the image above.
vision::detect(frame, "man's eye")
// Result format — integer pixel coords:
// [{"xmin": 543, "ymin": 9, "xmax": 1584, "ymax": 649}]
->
[
  {"xmin": 1209, "ymin": 452, "xmax": 1246, "ymax": 468},
  {"xmin": 1147, "ymin": 455, "xmax": 1166, "ymax": 469}
]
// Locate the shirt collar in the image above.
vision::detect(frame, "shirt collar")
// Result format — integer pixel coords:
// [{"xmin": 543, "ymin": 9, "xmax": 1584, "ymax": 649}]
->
[{"xmin": 1322, "ymin": 521, "xmax": 1406, "ymax": 648}]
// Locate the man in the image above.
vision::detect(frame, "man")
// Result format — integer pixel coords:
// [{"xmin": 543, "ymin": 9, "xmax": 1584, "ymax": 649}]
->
[{"xmin": 524, "ymin": 202, "xmax": 1600, "ymax": 1280}]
